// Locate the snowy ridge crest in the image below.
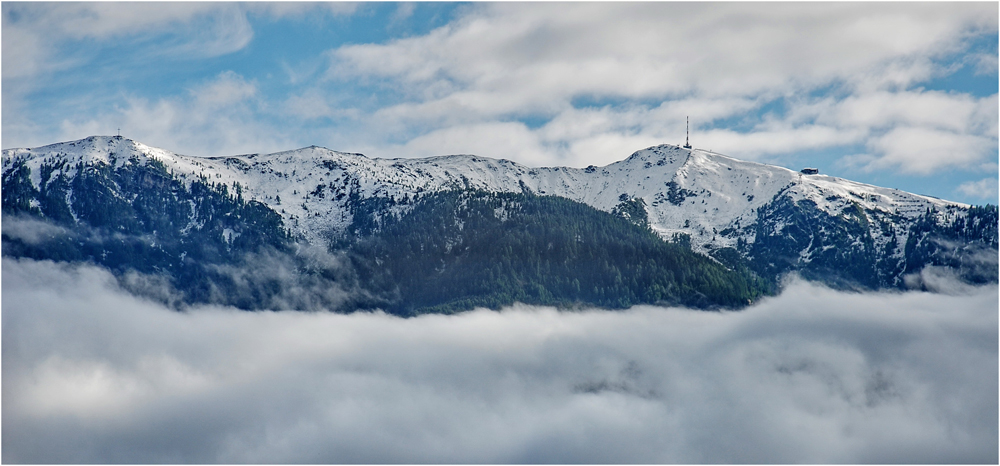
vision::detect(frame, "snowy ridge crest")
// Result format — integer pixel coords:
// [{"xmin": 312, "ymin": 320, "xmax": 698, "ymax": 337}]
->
[{"xmin": 2, "ymin": 135, "xmax": 965, "ymax": 252}]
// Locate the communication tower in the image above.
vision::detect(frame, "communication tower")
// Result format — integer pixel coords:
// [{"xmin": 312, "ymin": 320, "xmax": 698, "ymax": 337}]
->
[{"xmin": 683, "ymin": 116, "xmax": 692, "ymax": 149}]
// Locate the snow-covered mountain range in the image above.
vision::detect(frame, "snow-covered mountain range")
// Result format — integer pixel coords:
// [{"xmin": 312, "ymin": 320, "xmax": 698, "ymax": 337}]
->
[
  {"xmin": 2, "ymin": 135, "xmax": 964, "ymax": 252},
  {"xmin": 3, "ymin": 135, "xmax": 996, "ymax": 311}
]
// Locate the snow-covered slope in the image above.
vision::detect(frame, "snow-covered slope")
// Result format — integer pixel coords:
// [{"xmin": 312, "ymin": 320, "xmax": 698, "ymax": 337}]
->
[{"xmin": 2, "ymin": 135, "xmax": 963, "ymax": 254}]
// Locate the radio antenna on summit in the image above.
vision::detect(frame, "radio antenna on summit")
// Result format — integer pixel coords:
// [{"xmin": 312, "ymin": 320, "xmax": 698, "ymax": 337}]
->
[{"xmin": 683, "ymin": 116, "xmax": 692, "ymax": 149}]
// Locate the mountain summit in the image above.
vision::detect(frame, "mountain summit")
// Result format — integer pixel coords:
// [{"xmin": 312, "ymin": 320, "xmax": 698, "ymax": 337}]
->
[{"xmin": 3, "ymin": 136, "xmax": 996, "ymax": 313}]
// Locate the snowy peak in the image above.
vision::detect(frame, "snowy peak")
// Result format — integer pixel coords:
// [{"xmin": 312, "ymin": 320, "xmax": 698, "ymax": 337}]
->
[{"xmin": 4, "ymin": 135, "xmax": 150, "ymax": 168}]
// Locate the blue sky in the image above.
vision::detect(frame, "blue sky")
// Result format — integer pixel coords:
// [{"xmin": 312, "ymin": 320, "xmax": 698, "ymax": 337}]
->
[{"xmin": 3, "ymin": 2, "xmax": 997, "ymax": 204}]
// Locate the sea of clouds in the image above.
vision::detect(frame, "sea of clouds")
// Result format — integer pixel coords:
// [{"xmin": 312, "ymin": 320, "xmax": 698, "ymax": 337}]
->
[{"xmin": 3, "ymin": 256, "xmax": 997, "ymax": 463}]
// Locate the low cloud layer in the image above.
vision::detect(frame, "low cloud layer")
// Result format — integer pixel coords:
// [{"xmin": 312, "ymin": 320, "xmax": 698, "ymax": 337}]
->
[{"xmin": 3, "ymin": 257, "xmax": 997, "ymax": 463}]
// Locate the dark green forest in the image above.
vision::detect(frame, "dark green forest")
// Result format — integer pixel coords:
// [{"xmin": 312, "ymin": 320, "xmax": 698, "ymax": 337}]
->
[{"xmin": 346, "ymin": 190, "xmax": 771, "ymax": 315}]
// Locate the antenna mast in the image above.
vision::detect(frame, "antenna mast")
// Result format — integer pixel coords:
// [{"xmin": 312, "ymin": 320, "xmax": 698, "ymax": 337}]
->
[{"xmin": 683, "ymin": 116, "xmax": 692, "ymax": 149}]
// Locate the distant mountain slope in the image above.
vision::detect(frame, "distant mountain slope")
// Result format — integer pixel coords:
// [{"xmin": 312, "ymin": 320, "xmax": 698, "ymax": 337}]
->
[{"xmin": 3, "ymin": 136, "xmax": 996, "ymax": 313}]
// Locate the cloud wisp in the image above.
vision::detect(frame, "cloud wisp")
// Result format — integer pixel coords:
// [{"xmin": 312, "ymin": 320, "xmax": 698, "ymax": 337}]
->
[
  {"xmin": 2, "ymin": 3, "xmax": 252, "ymax": 79},
  {"xmin": 3, "ymin": 257, "xmax": 996, "ymax": 463}
]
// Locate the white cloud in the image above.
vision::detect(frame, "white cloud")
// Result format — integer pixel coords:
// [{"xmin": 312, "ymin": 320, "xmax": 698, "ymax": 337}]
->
[
  {"xmin": 245, "ymin": 2, "xmax": 359, "ymax": 20},
  {"xmin": 396, "ymin": 121, "xmax": 549, "ymax": 162},
  {"xmin": 191, "ymin": 71, "xmax": 258, "ymax": 108},
  {"xmin": 3, "ymin": 257, "xmax": 997, "ymax": 463},
  {"xmin": 699, "ymin": 125, "xmax": 866, "ymax": 160},
  {"xmin": 0, "ymin": 2, "xmax": 369, "ymax": 151},
  {"xmin": 1, "ymin": 3, "xmax": 252, "ymax": 79},
  {"xmin": 779, "ymin": 90, "xmax": 999, "ymax": 174},
  {"xmin": 0, "ymin": 216, "xmax": 72, "ymax": 245},
  {"xmin": 1, "ymin": 3, "xmax": 264, "ymax": 150},
  {"xmin": 375, "ymin": 101, "xmax": 754, "ymax": 167},
  {"xmin": 823, "ymin": 90, "xmax": 993, "ymax": 133},
  {"xmin": 390, "ymin": 2, "xmax": 417, "ymax": 26},
  {"xmin": 283, "ymin": 89, "xmax": 340, "ymax": 120},
  {"xmin": 2, "ymin": 2, "xmax": 361, "ymax": 78},
  {"xmin": 165, "ymin": 6, "xmax": 254, "ymax": 59},
  {"xmin": 58, "ymin": 72, "xmax": 293, "ymax": 156},
  {"xmin": 972, "ymin": 51, "xmax": 1000, "ymax": 76},
  {"xmin": 857, "ymin": 126, "xmax": 996, "ymax": 174},
  {"xmin": 558, "ymin": 132, "xmax": 665, "ymax": 169},
  {"xmin": 330, "ymin": 3, "xmax": 993, "ymax": 102},
  {"xmin": 318, "ymin": 2, "xmax": 997, "ymax": 174},
  {"xmin": 957, "ymin": 177, "xmax": 1000, "ymax": 201}
]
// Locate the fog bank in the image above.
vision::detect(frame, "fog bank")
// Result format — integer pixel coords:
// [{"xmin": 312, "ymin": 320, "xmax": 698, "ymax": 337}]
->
[{"xmin": 3, "ymin": 257, "xmax": 997, "ymax": 463}]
